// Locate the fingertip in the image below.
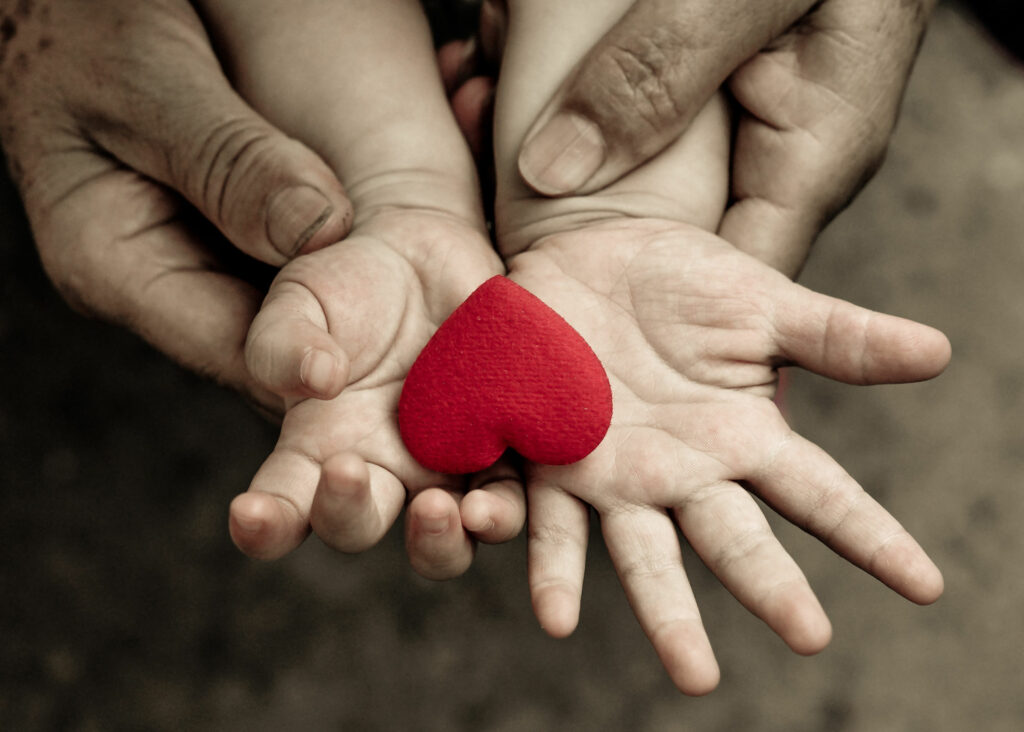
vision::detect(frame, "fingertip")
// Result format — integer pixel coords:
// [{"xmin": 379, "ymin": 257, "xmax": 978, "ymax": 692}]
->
[
  {"xmin": 876, "ymin": 317, "xmax": 952, "ymax": 383},
  {"xmin": 532, "ymin": 586, "xmax": 581, "ymax": 639},
  {"xmin": 406, "ymin": 488, "xmax": 474, "ymax": 580},
  {"xmin": 438, "ymin": 39, "xmax": 477, "ymax": 94},
  {"xmin": 461, "ymin": 480, "xmax": 525, "ymax": 543},
  {"xmin": 317, "ymin": 452, "xmax": 371, "ymax": 508},
  {"xmin": 410, "ymin": 488, "xmax": 458, "ymax": 536},
  {"xmin": 451, "ymin": 76, "xmax": 496, "ymax": 157},
  {"xmin": 872, "ymin": 534, "xmax": 945, "ymax": 605},
  {"xmin": 299, "ymin": 347, "xmax": 348, "ymax": 400},
  {"xmin": 755, "ymin": 579, "xmax": 833, "ymax": 655},
  {"xmin": 907, "ymin": 560, "xmax": 945, "ymax": 606},
  {"xmin": 229, "ymin": 492, "xmax": 306, "ymax": 560},
  {"xmin": 919, "ymin": 325, "xmax": 953, "ymax": 379},
  {"xmin": 312, "ymin": 456, "xmax": 404, "ymax": 554},
  {"xmin": 654, "ymin": 621, "xmax": 721, "ymax": 696},
  {"xmin": 246, "ymin": 303, "xmax": 349, "ymax": 400},
  {"xmin": 670, "ymin": 653, "xmax": 721, "ymax": 697},
  {"xmin": 780, "ymin": 594, "xmax": 833, "ymax": 656}
]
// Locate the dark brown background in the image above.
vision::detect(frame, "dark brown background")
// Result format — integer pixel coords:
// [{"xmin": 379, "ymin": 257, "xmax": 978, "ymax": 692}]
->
[{"xmin": 2, "ymin": 2, "xmax": 1021, "ymax": 729}]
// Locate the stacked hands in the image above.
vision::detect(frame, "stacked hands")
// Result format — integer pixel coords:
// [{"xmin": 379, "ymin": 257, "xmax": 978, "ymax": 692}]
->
[{"xmin": 1, "ymin": 0, "xmax": 947, "ymax": 693}]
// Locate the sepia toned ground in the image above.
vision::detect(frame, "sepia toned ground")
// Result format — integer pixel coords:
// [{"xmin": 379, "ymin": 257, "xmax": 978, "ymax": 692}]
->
[{"xmin": 1, "ymin": 2, "xmax": 1021, "ymax": 730}]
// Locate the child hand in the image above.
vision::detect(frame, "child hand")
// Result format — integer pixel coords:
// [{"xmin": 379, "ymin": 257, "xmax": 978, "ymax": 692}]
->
[
  {"xmin": 233, "ymin": 210, "xmax": 525, "ymax": 579},
  {"xmin": 506, "ymin": 218, "xmax": 950, "ymax": 693}
]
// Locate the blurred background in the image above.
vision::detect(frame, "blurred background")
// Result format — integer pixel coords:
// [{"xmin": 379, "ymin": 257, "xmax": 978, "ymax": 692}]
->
[{"xmin": 1, "ymin": 1, "xmax": 1022, "ymax": 729}]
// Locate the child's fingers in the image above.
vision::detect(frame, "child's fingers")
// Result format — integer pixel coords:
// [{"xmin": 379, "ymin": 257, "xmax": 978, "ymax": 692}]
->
[
  {"xmin": 601, "ymin": 508, "xmax": 720, "ymax": 696},
  {"xmin": 309, "ymin": 453, "xmax": 406, "ymax": 554},
  {"xmin": 771, "ymin": 279, "xmax": 952, "ymax": 386},
  {"xmin": 673, "ymin": 480, "xmax": 832, "ymax": 655},
  {"xmin": 751, "ymin": 430, "xmax": 944, "ymax": 605},
  {"xmin": 601, "ymin": 511, "xmax": 721, "ymax": 695},
  {"xmin": 461, "ymin": 459, "xmax": 526, "ymax": 544},
  {"xmin": 229, "ymin": 447, "xmax": 320, "ymax": 559},
  {"xmin": 526, "ymin": 482, "xmax": 590, "ymax": 638},
  {"xmin": 245, "ymin": 280, "xmax": 350, "ymax": 400},
  {"xmin": 405, "ymin": 488, "xmax": 475, "ymax": 580}
]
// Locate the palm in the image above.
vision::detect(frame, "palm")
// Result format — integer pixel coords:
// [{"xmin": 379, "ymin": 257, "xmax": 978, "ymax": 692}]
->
[
  {"xmin": 236, "ymin": 211, "xmax": 507, "ymax": 558},
  {"xmin": 507, "ymin": 218, "xmax": 950, "ymax": 693}
]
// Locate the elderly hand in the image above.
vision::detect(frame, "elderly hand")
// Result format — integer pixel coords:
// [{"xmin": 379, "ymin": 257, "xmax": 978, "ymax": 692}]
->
[
  {"xmin": 0, "ymin": 0, "xmax": 353, "ymax": 412},
  {"xmin": 514, "ymin": 0, "xmax": 936, "ymax": 275}
]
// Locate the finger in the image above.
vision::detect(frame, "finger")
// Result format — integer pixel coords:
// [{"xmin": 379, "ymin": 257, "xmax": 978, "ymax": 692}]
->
[
  {"xmin": 461, "ymin": 458, "xmax": 526, "ymax": 544},
  {"xmin": 245, "ymin": 280, "xmax": 350, "ymax": 400},
  {"xmin": 527, "ymin": 481, "xmax": 590, "ymax": 639},
  {"xmin": 78, "ymin": 7, "xmax": 351, "ymax": 265},
  {"xmin": 311, "ymin": 453, "xmax": 407, "ymax": 554},
  {"xmin": 437, "ymin": 39, "xmax": 477, "ymax": 94},
  {"xmin": 674, "ymin": 481, "xmax": 832, "ymax": 655},
  {"xmin": 770, "ymin": 280, "xmax": 952, "ymax": 385},
  {"xmin": 517, "ymin": 0, "xmax": 814, "ymax": 196},
  {"xmin": 721, "ymin": 0, "xmax": 936, "ymax": 276},
  {"xmin": 751, "ymin": 431, "xmax": 944, "ymax": 605},
  {"xmin": 602, "ymin": 509, "xmax": 720, "ymax": 695},
  {"xmin": 27, "ymin": 164, "xmax": 283, "ymax": 413},
  {"xmin": 405, "ymin": 487, "xmax": 475, "ymax": 580},
  {"xmin": 450, "ymin": 76, "xmax": 496, "ymax": 159},
  {"xmin": 231, "ymin": 446, "xmax": 321, "ymax": 559}
]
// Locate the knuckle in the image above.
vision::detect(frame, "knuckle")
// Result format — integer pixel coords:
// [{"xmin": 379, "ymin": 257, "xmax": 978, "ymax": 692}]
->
[
  {"xmin": 802, "ymin": 479, "xmax": 863, "ymax": 543},
  {"xmin": 616, "ymin": 548, "xmax": 681, "ymax": 583},
  {"xmin": 180, "ymin": 115, "xmax": 276, "ymax": 225},
  {"xmin": 595, "ymin": 28, "xmax": 689, "ymax": 144}
]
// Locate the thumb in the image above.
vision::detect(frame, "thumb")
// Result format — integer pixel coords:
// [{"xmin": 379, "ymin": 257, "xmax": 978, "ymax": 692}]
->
[
  {"xmin": 81, "ymin": 33, "xmax": 352, "ymax": 266},
  {"xmin": 517, "ymin": 0, "xmax": 815, "ymax": 196},
  {"xmin": 245, "ymin": 280, "xmax": 351, "ymax": 401},
  {"xmin": 771, "ymin": 279, "xmax": 952, "ymax": 386}
]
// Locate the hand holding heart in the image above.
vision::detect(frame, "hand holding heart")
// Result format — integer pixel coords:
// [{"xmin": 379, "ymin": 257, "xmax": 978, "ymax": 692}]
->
[
  {"xmin": 497, "ymin": 218, "xmax": 949, "ymax": 693},
  {"xmin": 235, "ymin": 211, "xmax": 525, "ymax": 579}
]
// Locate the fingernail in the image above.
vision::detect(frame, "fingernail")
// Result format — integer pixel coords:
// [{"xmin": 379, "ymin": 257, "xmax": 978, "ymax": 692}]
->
[
  {"xmin": 234, "ymin": 514, "xmax": 262, "ymax": 533},
  {"xmin": 420, "ymin": 514, "xmax": 450, "ymax": 536},
  {"xmin": 300, "ymin": 348, "xmax": 338, "ymax": 396},
  {"xmin": 266, "ymin": 185, "xmax": 340, "ymax": 258},
  {"xmin": 518, "ymin": 112, "xmax": 605, "ymax": 195}
]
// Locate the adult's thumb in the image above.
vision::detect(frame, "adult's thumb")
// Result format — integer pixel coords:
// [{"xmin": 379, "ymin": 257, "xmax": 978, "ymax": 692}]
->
[
  {"xmin": 517, "ymin": 0, "xmax": 814, "ymax": 196},
  {"xmin": 85, "ymin": 59, "xmax": 352, "ymax": 267}
]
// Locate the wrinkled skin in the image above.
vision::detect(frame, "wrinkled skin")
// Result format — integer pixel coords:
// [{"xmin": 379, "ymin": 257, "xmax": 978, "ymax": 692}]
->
[{"xmin": 0, "ymin": 0, "xmax": 353, "ymax": 413}]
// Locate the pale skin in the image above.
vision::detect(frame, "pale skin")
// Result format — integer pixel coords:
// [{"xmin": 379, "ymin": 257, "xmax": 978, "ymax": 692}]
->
[
  {"xmin": 495, "ymin": 0, "xmax": 949, "ymax": 694},
  {"xmin": 201, "ymin": 0, "xmax": 951, "ymax": 694},
  {"xmin": 195, "ymin": 0, "xmax": 526, "ymax": 579}
]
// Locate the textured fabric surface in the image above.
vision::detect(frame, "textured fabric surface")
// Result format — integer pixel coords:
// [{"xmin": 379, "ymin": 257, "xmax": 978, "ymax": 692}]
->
[{"xmin": 399, "ymin": 276, "xmax": 612, "ymax": 473}]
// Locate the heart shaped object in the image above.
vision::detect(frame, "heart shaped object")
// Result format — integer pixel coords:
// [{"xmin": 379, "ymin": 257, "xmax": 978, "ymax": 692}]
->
[{"xmin": 398, "ymin": 276, "xmax": 612, "ymax": 474}]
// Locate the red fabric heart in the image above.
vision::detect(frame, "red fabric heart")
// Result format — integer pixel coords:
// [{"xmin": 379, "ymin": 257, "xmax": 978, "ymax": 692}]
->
[{"xmin": 398, "ymin": 276, "xmax": 612, "ymax": 474}]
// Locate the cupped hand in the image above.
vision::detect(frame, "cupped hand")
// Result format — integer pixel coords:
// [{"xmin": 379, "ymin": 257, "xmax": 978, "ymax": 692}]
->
[
  {"xmin": 515, "ymin": 0, "xmax": 936, "ymax": 274},
  {"xmin": 0, "ymin": 0, "xmax": 352, "ymax": 411},
  {"xmin": 506, "ymin": 218, "xmax": 950, "ymax": 694},
  {"xmin": 236, "ymin": 210, "xmax": 525, "ymax": 579}
]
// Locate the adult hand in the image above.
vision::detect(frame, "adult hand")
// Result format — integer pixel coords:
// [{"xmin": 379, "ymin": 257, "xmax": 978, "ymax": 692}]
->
[
  {"xmin": 0, "ymin": 0, "xmax": 353, "ymax": 412},
  {"xmin": 515, "ymin": 0, "xmax": 936, "ymax": 275}
]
